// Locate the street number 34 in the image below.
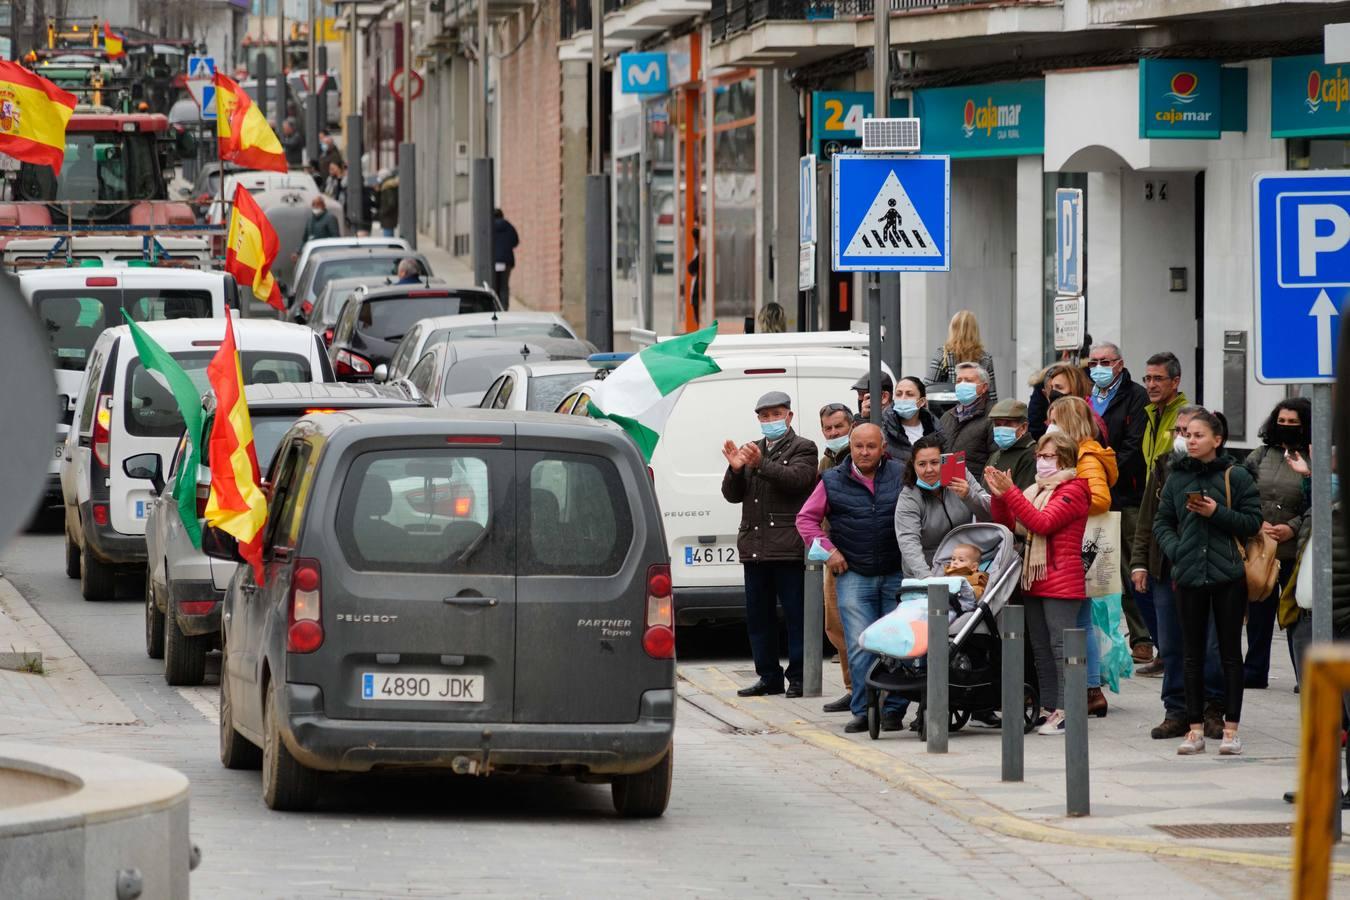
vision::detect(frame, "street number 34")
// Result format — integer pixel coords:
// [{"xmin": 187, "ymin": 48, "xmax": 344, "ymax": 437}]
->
[{"xmin": 1144, "ymin": 181, "xmax": 1169, "ymax": 202}]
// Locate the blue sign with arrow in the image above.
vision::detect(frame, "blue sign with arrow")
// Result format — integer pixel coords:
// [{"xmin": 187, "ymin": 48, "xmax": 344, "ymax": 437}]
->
[
  {"xmin": 831, "ymin": 154, "xmax": 950, "ymax": 272},
  {"xmin": 1253, "ymin": 170, "xmax": 1350, "ymax": 383}
]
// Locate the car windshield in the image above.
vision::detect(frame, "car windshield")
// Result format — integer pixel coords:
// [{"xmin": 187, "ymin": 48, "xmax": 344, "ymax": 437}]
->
[
  {"xmin": 125, "ymin": 350, "xmax": 312, "ymax": 437},
  {"xmin": 526, "ymin": 372, "xmax": 593, "ymax": 412},
  {"xmin": 310, "ymin": 257, "xmax": 405, "ymax": 300},
  {"xmin": 317, "ymin": 284, "xmax": 364, "ymax": 326},
  {"xmin": 443, "ymin": 353, "xmax": 531, "ymax": 398},
  {"xmin": 439, "ymin": 321, "xmax": 572, "ymax": 341},
  {"xmin": 34, "ymin": 289, "xmax": 212, "ymax": 371},
  {"xmin": 18, "ymin": 133, "xmax": 160, "ymax": 214},
  {"xmin": 361, "ymin": 294, "xmax": 497, "ymax": 341}
]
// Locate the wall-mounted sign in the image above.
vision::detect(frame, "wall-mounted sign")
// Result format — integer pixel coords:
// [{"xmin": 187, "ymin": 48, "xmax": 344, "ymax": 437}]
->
[
  {"xmin": 912, "ymin": 79, "xmax": 1045, "ymax": 158},
  {"xmin": 1138, "ymin": 59, "xmax": 1223, "ymax": 139},
  {"xmin": 619, "ymin": 53, "xmax": 669, "ymax": 95},
  {"xmin": 1272, "ymin": 54, "xmax": 1350, "ymax": 138},
  {"xmin": 811, "ymin": 92, "xmax": 910, "ymax": 158}
]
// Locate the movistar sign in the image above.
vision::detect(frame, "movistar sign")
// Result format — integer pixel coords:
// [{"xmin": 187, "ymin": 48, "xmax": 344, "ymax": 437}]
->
[{"xmin": 619, "ymin": 53, "xmax": 669, "ymax": 95}]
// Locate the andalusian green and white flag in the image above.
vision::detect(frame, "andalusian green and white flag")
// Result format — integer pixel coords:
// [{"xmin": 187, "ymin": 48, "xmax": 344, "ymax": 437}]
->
[{"xmin": 587, "ymin": 323, "xmax": 720, "ymax": 460}]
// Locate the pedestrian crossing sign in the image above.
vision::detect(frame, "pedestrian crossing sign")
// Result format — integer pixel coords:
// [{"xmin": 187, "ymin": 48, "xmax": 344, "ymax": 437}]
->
[
  {"xmin": 832, "ymin": 154, "xmax": 950, "ymax": 272},
  {"xmin": 188, "ymin": 56, "xmax": 216, "ymax": 80}
]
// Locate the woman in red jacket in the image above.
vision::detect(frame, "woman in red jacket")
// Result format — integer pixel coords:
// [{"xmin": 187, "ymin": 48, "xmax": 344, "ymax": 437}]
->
[{"xmin": 986, "ymin": 432, "xmax": 1092, "ymax": 735}]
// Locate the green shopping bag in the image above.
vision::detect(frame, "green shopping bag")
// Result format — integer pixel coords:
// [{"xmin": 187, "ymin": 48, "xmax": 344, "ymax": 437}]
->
[{"xmin": 1091, "ymin": 593, "xmax": 1133, "ymax": 694}]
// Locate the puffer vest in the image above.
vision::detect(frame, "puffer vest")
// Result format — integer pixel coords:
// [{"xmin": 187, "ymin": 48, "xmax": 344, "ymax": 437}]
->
[{"xmin": 821, "ymin": 457, "xmax": 903, "ymax": 576}]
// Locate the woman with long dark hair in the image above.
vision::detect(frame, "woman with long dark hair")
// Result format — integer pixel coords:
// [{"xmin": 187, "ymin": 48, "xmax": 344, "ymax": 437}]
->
[{"xmin": 1240, "ymin": 397, "xmax": 1311, "ymax": 688}]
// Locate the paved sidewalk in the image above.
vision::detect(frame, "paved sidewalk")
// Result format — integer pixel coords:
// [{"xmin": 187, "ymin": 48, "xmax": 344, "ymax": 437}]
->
[
  {"xmin": 679, "ymin": 626, "xmax": 1350, "ymax": 877},
  {"xmin": 0, "ymin": 575, "xmax": 137, "ymax": 735}
]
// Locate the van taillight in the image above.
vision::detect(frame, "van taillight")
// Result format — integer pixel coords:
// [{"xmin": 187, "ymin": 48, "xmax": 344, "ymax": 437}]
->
[
  {"xmin": 642, "ymin": 564, "xmax": 675, "ymax": 659},
  {"xmin": 196, "ymin": 482, "xmax": 210, "ymax": 519},
  {"xmin": 86, "ymin": 276, "xmax": 117, "ymax": 287},
  {"xmin": 92, "ymin": 396, "xmax": 112, "ymax": 468},
  {"xmin": 91, "ymin": 503, "xmax": 110, "ymax": 526},
  {"xmin": 286, "ymin": 558, "xmax": 323, "ymax": 653},
  {"xmin": 334, "ymin": 349, "xmax": 372, "ymax": 377}
]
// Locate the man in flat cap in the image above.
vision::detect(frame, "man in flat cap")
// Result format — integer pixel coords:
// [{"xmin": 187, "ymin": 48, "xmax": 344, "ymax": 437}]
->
[{"xmin": 721, "ymin": 391, "xmax": 819, "ymax": 697}]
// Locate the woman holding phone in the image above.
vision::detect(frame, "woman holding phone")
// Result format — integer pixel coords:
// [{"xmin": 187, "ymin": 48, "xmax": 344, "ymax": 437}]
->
[
  {"xmin": 1153, "ymin": 410, "xmax": 1263, "ymax": 756},
  {"xmin": 894, "ymin": 434, "xmax": 989, "ymax": 578}
]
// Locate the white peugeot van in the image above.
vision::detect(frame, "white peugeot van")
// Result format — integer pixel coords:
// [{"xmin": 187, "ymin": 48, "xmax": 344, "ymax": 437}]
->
[
  {"xmin": 558, "ymin": 329, "xmax": 889, "ymax": 624},
  {"xmin": 22, "ymin": 267, "xmax": 238, "ymax": 515},
  {"xmin": 61, "ymin": 318, "xmax": 333, "ymax": 601}
]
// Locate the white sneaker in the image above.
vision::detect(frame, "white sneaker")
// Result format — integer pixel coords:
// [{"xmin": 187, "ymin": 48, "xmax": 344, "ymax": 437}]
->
[
  {"xmin": 1219, "ymin": 733, "xmax": 1243, "ymax": 756},
  {"xmin": 1177, "ymin": 730, "xmax": 1206, "ymax": 755},
  {"xmin": 1038, "ymin": 710, "xmax": 1065, "ymax": 735}
]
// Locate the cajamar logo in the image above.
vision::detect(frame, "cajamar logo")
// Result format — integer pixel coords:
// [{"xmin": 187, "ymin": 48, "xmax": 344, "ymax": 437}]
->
[
  {"xmin": 1307, "ymin": 67, "xmax": 1349, "ymax": 114},
  {"xmin": 1166, "ymin": 71, "xmax": 1198, "ymax": 103},
  {"xmin": 1154, "ymin": 69, "xmax": 1212, "ymax": 126},
  {"xmin": 0, "ymin": 88, "xmax": 22, "ymax": 134},
  {"xmin": 961, "ymin": 96, "xmax": 1022, "ymax": 139}
]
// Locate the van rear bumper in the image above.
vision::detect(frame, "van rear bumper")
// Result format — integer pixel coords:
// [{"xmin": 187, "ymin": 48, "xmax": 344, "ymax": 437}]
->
[
  {"xmin": 80, "ymin": 502, "xmax": 146, "ymax": 566},
  {"xmin": 281, "ymin": 684, "xmax": 676, "ymax": 776},
  {"xmin": 169, "ymin": 578, "xmax": 224, "ymax": 638},
  {"xmin": 673, "ymin": 585, "xmax": 746, "ymax": 624}
]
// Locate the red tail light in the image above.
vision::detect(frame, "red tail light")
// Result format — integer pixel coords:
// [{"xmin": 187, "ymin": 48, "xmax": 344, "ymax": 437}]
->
[
  {"xmin": 286, "ymin": 558, "xmax": 323, "ymax": 653},
  {"xmin": 91, "ymin": 503, "xmax": 110, "ymax": 526},
  {"xmin": 322, "ymin": 328, "xmax": 334, "ymax": 346},
  {"xmin": 196, "ymin": 482, "xmax": 210, "ymax": 518},
  {"xmin": 334, "ymin": 349, "xmax": 372, "ymax": 377},
  {"xmin": 301, "ymin": 300, "xmax": 313, "ymax": 316},
  {"xmin": 178, "ymin": 600, "xmax": 215, "ymax": 616},
  {"xmin": 642, "ymin": 564, "xmax": 675, "ymax": 659},
  {"xmin": 92, "ymin": 395, "xmax": 112, "ymax": 468}
]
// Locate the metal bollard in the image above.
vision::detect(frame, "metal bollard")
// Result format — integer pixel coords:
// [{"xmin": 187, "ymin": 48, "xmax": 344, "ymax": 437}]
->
[
  {"xmin": 1001, "ymin": 604, "xmax": 1025, "ymax": 782},
  {"xmin": 802, "ymin": 560, "xmax": 824, "ymax": 698},
  {"xmin": 1064, "ymin": 627, "xmax": 1090, "ymax": 816},
  {"xmin": 926, "ymin": 583, "xmax": 949, "ymax": 753}
]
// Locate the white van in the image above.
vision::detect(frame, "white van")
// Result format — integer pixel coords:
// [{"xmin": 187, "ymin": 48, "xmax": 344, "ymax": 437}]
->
[
  {"xmin": 4, "ymin": 236, "xmax": 215, "ymax": 272},
  {"xmin": 558, "ymin": 330, "xmax": 888, "ymax": 624},
  {"xmin": 60, "ymin": 318, "xmax": 334, "ymax": 601},
  {"xmin": 22, "ymin": 267, "xmax": 237, "ymax": 515}
]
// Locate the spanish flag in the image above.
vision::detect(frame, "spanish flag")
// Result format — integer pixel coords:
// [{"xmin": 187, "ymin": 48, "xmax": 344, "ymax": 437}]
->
[
  {"xmin": 212, "ymin": 72, "xmax": 286, "ymax": 172},
  {"xmin": 103, "ymin": 22, "xmax": 125, "ymax": 59},
  {"xmin": 205, "ymin": 314, "xmax": 268, "ymax": 585},
  {"xmin": 224, "ymin": 183, "xmax": 284, "ymax": 311},
  {"xmin": 212, "ymin": 72, "xmax": 240, "ymax": 159},
  {"xmin": 0, "ymin": 61, "xmax": 77, "ymax": 174}
]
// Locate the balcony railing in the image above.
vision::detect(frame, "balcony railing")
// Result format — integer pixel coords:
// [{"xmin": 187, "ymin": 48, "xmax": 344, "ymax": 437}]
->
[
  {"xmin": 561, "ymin": 0, "xmax": 629, "ymax": 41},
  {"xmin": 711, "ymin": 0, "xmax": 1043, "ymax": 43}
]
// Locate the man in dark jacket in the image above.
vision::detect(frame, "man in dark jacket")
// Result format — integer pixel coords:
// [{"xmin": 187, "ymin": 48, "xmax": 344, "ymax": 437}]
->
[
  {"xmin": 796, "ymin": 424, "xmax": 908, "ymax": 733},
  {"xmin": 377, "ymin": 171, "xmax": 399, "ymax": 236},
  {"xmin": 493, "ymin": 208, "xmax": 521, "ymax": 310},
  {"xmin": 280, "ymin": 118, "xmax": 304, "ymax": 167},
  {"xmin": 721, "ymin": 391, "xmax": 819, "ymax": 698},
  {"xmin": 1129, "ymin": 404, "xmax": 1226, "ymax": 740},
  {"xmin": 986, "ymin": 398, "xmax": 1036, "ymax": 490},
  {"xmin": 302, "ymin": 196, "xmax": 340, "ymax": 242},
  {"xmin": 1086, "ymin": 341, "xmax": 1153, "ymax": 662},
  {"xmin": 317, "ymin": 130, "xmax": 343, "ymax": 174},
  {"xmin": 937, "ymin": 361, "xmax": 997, "ymax": 483}
]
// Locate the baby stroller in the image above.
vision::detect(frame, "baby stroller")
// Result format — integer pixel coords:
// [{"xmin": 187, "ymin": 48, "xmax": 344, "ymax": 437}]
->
[{"xmin": 859, "ymin": 522, "xmax": 1040, "ymax": 741}]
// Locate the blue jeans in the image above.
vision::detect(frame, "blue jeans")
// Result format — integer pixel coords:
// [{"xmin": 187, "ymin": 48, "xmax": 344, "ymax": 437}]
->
[
  {"xmin": 1149, "ymin": 575, "xmax": 1225, "ymax": 720},
  {"xmin": 1134, "ymin": 582, "xmax": 1158, "ymax": 650},
  {"xmin": 1075, "ymin": 600, "xmax": 1101, "ymax": 689},
  {"xmin": 835, "ymin": 569, "xmax": 909, "ymax": 718},
  {"xmin": 742, "ymin": 562, "xmax": 805, "ymax": 686},
  {"xmin": 1243, "ymin": 570, "xmax": 1293, "ymax": 687}
]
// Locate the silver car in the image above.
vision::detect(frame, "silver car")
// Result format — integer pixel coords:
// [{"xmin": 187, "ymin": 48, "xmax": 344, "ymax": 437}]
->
[{"xmin": 143, "ymin": 382, "xmax": 427, "ymax": 684}]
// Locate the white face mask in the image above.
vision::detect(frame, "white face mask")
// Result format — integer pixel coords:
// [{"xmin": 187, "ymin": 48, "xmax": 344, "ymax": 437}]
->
[
  {"xmin": 1045, "ymin": 423, "xmax": 1062, "ymax": 435},
  {"xmin": 1173, "ymin": 435, "xmax": 1188, "ymax": 455},
  {"xmin": 312, "ymin": 207, "xmax": 324, "ymax": 217}
]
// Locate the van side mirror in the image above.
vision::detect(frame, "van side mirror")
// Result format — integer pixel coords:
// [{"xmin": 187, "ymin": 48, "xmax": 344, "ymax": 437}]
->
[
  {"xmin": 373, "ymin": 363, "xmax": 388, "ymax": 383},
  {"xmin": 201, "ymin": 526, "xmax": 243, "ymax": 563},
  {"xmin": 123, "ymin": 453, "xmax": 164, "ymax": 495}
]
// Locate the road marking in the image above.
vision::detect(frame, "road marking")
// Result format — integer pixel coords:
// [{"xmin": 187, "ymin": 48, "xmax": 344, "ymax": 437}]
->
[{"xmin": 177, "ymin": 686, "xmax": 219, "ymax": 723}]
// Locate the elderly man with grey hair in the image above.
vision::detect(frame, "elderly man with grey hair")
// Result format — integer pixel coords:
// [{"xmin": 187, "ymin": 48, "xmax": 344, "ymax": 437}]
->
[
  {"xmin": 1085, "ymin": 339, "xmax": 1155, "ymax": 665},
  {"xmin": 936, "ymin": 360, "xmax": 997, "ymax": 482},
  {"xmin": 395, "ymin": 257, "xmax": 424, "ymax": 284}
]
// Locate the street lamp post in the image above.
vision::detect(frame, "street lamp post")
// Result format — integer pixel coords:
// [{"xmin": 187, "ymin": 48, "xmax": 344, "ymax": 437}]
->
[
  {"xmin": 585, "ymin": 0, "xmax": 613, "ymax": 350},
  {"xmin": 398, "ymin": 0, "xmax": 417, "ymax": 247},
  {"xmin": 470, "ymin": 0, "xmax": 494, "ymax": 287}
]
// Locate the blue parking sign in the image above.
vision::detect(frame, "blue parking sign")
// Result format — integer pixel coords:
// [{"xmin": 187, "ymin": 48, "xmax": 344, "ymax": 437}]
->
[
  {"xmin": 832, "ymin": 154, "xmax": 950, "ymax": 272},
  {"xmin": 1253, "ymin": 171, "xmax": 1350, "ymax": 383}
]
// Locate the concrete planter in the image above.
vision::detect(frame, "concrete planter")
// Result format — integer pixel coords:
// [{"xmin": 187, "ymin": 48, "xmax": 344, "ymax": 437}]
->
[{"xmin": 0, "ymin": 742, "xmax": 192, "ymax": 899}]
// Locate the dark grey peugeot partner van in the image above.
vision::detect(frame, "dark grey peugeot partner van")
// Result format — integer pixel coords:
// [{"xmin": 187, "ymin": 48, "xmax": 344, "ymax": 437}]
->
[{"xmin": 206, "ymin": 408, "xmax": 675, "ymax": 815}]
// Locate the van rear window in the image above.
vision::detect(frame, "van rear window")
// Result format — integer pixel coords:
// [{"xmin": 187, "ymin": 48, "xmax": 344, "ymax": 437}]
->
[
  {"xmin": 335, "ymin": 450, "xmax": 510, "ymax": 574},
  {"xmin": 34, "ymin": 289, "xmax": 212, "ymax": 371},
  {"xmin": 522, "ymin": 453, "xmax": 632, "ymax": 577},
  {"xmin": 124, "ymin": 350, "xmax": 311, "ymax": 438},
  {"xmin": 360, "ymin": 293, "xmax": 497, "ymax": 341}
]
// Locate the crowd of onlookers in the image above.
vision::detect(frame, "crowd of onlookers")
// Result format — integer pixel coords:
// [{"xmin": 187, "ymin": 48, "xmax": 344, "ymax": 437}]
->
[{"xmin": 722, "ymin": 310, "xmax": 1335, "ymax": 765}]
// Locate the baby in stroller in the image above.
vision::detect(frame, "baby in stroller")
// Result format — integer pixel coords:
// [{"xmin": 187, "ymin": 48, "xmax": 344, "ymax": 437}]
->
[{"xmin": 854, "ymin": 523, "xmax": 1031, "ymax": 740}]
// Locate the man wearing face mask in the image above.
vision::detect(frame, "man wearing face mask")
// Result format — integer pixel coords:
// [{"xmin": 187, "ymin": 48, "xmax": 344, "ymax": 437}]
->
[
  {"xmin": 987, "ymin": 398, "xmax": 1037, "ymax": 490},
  {"xmin": 721, "ymin": 392, "xmax": 820, "ymax": 698},
  {"xmin": 817, "ymin": 403, "xmax": 856, "ymax": 712},
  {"xmin": 937, "ymin": 362, "xmax": 998, "ymax": 483},
  {"xmin": 1086, "ymin": 341, "xmax": 1153, "ymax": 665},
  {"xmin": 302, "ymin": 196, "xmax": 340, "ymax": 242}
]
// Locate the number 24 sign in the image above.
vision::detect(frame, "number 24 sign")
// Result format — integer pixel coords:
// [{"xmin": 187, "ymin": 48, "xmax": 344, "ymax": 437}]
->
[{"xmin": 811, "ymin": 92, "xmax": 911, "ymax": 157}]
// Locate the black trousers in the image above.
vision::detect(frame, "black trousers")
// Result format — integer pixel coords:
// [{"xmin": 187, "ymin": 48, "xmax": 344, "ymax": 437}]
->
[
  {"xmin": 494, "ymin": 267, "xmax": 512, "ymax": 310},
  {"xmin": 742, "ymin": 561, "xmax": 805, "ymax": 686},
  {"xmin": 1176, "ymin": 578, "xmax": 1247, "ymax": 724}
]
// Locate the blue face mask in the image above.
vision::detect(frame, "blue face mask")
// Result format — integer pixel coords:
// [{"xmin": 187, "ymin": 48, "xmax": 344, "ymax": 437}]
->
[
  {"xmin": 895, "ymin": 399, "xmax": 920, "ymax": 420},
  {"xmin": 1333, "ymin": 474, "xmax": 1341, "ymax": 497},
  {"xmin": 760, "ymin": 419, "xmax": 788, "ymax": 440},
  {"xmin": 954, "ymin": 382, "xmax": 979, "ymax": 405},
  {"xmin": 825, "ymin": 434, "xmax": 851, "ymax": 453},
  {"xmin": 993, "ymin": 425, "xmax": 1019, "ymax": 449},
  {"xmin": 1090, "ymin": 366, "xmax": 1116, "ymax": 388},
  {"xmin": 916, "ymin": 478, "xmax": 940, "ymax": 491}
]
